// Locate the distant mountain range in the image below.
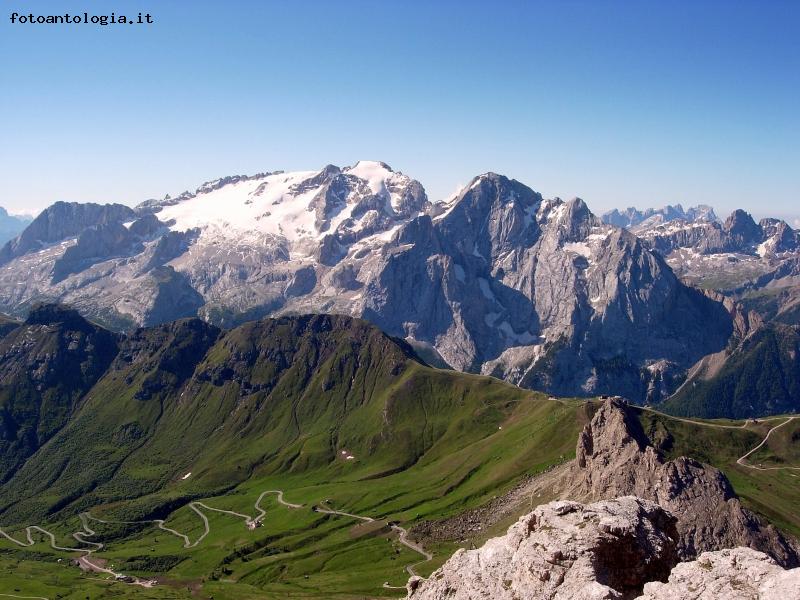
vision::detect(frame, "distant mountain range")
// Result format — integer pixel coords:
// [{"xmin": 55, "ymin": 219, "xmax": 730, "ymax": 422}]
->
[
  {"xmin": 601, "ymin": 203, "xmax": 718, "ymax": 231},
  {"xmin": 0, "ymin": 163, "xmax": 737, "ymax": 407},
  {"xmin": 603, "ymin": 204, "xmax": 800, "ymax": 291},
  {"xmin": 0, "ymin": 206, "xmax": 32, "ymax": 245},
  {"xmin": 1, "ymin": 165, "xmax": 799, "ymax": 416}
]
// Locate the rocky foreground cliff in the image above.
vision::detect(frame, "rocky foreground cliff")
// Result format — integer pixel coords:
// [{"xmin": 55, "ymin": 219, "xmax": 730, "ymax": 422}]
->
[
  {"xmin": 407, "ymin": 398, "xmax": 800, "ymax": 599},
  {"xmin": 555, "ymin": 399, "xmax": 799, "ymax": 566},
  {"xmin": 407, "ymin": 497, "xmax": 800, "ymax": 600}
]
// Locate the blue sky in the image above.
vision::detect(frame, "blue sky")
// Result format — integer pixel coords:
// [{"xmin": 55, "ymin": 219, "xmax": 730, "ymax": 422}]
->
[{"xmin": 1, "ymin": 0, "xmax": 798, "ymax": 222}]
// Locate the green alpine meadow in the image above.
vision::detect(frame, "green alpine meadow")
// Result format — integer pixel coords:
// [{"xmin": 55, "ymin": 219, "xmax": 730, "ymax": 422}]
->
[{"xmin": 0, "ymin": 305, "xmax": 797, "ymax": 598}]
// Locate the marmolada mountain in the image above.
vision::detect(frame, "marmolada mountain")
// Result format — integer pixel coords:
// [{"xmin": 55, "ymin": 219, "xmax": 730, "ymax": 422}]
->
[{"xmin": 0, "ymin": 162, "xmax": 798, "ymax": 598}]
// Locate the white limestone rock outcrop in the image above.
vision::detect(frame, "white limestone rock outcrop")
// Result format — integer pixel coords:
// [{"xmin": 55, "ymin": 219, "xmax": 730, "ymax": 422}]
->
[
  {"xmin": 407, "ymin": 496, "xmax": 679, "ymax": 600},
  {"xmin": 558, "ymin": 398, "xmax": 800, "ymax": 567},
  {"xmin": 638, "ymin": 547, "xmax": 800, "ymax": 600}
]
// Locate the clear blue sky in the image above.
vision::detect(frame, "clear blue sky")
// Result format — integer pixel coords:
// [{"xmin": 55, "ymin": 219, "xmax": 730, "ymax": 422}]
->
[{"xmin": 1, "ymin": 0, "xmax": 798, "ymax": 223}]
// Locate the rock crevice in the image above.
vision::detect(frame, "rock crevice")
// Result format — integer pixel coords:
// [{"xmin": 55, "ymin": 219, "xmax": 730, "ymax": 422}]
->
[
  {"xmin": 407, "ymin": 497, "xmax": 800, "ymax": 600},
  {"xmin": 408, "ymin": 496, "xmax": 679, "ymax": 600}
]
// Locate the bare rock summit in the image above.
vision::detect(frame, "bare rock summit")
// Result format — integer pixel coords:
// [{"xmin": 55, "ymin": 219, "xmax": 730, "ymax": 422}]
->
[
  {"xmin": 408, "ymin": 508, "xmax": 799, "ymax": 600},
  {"xmin": 557, "ymin": 398, "xmax": 799, "ymax": 567},
  {"xmin": 639, "ymin": 547, "xmax": 800, "ymax": 599},
  {"xmin": 407, "ymin": 496, "xmax": 679, "ymax": 600}
]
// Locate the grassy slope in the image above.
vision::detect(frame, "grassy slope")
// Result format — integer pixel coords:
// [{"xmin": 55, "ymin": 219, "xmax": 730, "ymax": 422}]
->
[
  {"xmin": 1, "ymin": 400, "xmax": 797, "ymax": 599},
  {"xmin": 0, "ymin": 306, "xmax": 119, "ymax": 486},
  {"xmin": 637, "ymin": 408, "xmax": 800, "ymax": 540},
  {"xmin": 0, "ymin": 389, "xmax": 583, "ymax": 599},
  {"xmin": 1, "ymin": 309, "xmax": 798, "ymax": 598},
  {"xmin": 0, "ymin": 312, "xmax": 586, "ymax": 598}
]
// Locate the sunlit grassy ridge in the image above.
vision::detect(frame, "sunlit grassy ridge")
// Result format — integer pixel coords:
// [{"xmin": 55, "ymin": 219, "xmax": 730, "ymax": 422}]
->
[
  {"xmin": 0, "ymin": 310, "xmax": 586, "ymax": 597},
  {"xmin": 0, "ymin": 309, "xmax": 797, "ymax": 598}
]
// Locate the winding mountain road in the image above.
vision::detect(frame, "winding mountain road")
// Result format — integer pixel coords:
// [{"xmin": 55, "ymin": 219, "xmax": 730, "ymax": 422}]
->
[
  {"xmin": 314, "ymin": 502, "xmax": 432, "ymax": 578},
  {"xmin": 3, "ymin": 403, "xmax": 797, "ymax": 594},
  {"xmin": 83, "ymin": 512, "xmax": 194, "ymax": 548},
  {"xmin": 0, "ymin": 489, "xmax": 304, "ymax": 588},
  {"xmin": 0, "ymin": 522, "xmax": 154, "ymax": 587},
  {"xmin": 83, "ymin": 489, "xmax": 303, "ymax": 550},
  {"xmin": 3, "ymin": 488, "xmax": 426, "ymax": 592},
  {"xmin": 637, "ymin": 406, "xmax": 799, "ymax": 471},
  {"xmin": 736, "ymin": 417, "xmax": 800, "ymax": 471},
  {"xmin": 253, "ymin": 490, "xmax": 304, "ymax": 524},
  {"xmin": 391, "ymin": 524, "xmax": 433, "ymax": 577}
]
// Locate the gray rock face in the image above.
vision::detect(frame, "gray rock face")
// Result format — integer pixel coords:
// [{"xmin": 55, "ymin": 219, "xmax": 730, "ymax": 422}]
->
[
  {"xmin": 0, "ymin": 201, "xmax": 136, "ymax": 265},
  {"xmin": 559, "ymin": 399, "xmax": 799, "ymax": 567},
  {"xmin": 639, "ymin": 548, "xmax": 800, "ymax": 600},
  {"xmin": 407, "ymin": 496, "xmax": 679, "ymax": 600},
  {"xmin": 0, "ymin": 164, "xmax": 735, "ymax": 401},
  {"xmin": 760, "ymin": 219, "xmax": 799, "ymax": 254},
  {"xmin": 725, "ymin": 210, "xmax": 763, "ymax": 248},
  {"xmin": 362, "ymin": 176, "xmax": 733, "ymax": 403},
  {"xmin": 51, "ymin": 221, "xmax": 142, "ymax": 283},
  {"xmin": 0, "ymin": 207, "xmax": 32, "ymax": 246},
  {"xmin": 407, "ymin": 504, "xmax": 799, "ymax": 600}
]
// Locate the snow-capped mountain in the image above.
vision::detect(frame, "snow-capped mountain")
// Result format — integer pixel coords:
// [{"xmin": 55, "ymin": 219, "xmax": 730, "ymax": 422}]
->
[
  {"xmin": 601, "ymin": 204, "xmax": 718, "ymax": 232},
  {"xmin": 621, "ymin": 208, "xmax": 800, "ymax": 293},
  {"xmin": 152, "ymin": 161, "xmax": 428, "ymax": 253},
  {"xmin": 0, "ymin": 162, "xmax": 735, "ymax": 401}
]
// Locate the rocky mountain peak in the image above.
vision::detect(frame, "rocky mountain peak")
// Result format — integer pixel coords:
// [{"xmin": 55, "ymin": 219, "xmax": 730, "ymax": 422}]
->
[
  {"xmin": 686, "ymin": 204, "xmax": 718, "ymax": 222},
  {"xmin": 450, "ymin": 172, "xmax": 543, "ymax": 213},
  {"xmin": 561, "ymin": 399, "xmax": 799, "ymax": 567},
  {"xmin": 0, "ymin": 201, "xmax": 136, "ymax": 266},
  {"xmin": 557, "ymin": 197, "xmax": 598, "ymax": 240},
  {"xmin": 759, "ymin": 218, "xmax": 798, "ymax": 254},
  {"xmin": 723, "ymin": 209, "xmax": 762, "ymax": 242},
  {"xmin": 436, "ymin": 173, "xmax": 544, "ymax": 260},
  {"xmin": 408, "ymin": 497, "xmax": 800, "ymax": 600},
  {"xmin": 408, "ymin": 496, "xmax": 681, "ymax": 600}
]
